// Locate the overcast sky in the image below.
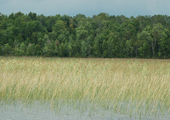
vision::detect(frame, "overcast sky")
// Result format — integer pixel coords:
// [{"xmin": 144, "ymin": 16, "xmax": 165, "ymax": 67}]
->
[{"xmin": 0, "ymin": 0, "xmax": 170, "ymax": 17}]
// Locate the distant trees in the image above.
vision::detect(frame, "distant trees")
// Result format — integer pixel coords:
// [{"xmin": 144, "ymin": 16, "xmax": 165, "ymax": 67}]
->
[{"xmin": 1, "ymin": 12, "xmax": 170, "ymax": 58}]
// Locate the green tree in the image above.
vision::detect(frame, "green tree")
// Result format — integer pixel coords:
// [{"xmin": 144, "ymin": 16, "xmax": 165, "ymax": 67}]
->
[
  {"xmin": 137, "ymin": 40, "xmax": 150, "ymax": 58},
  {"xmin": 35, "ymin": 44, "xmax": 42, "ymax": 56},
  {"xmin": 125, "ymin": 39, "xmax": 134, "ymax": 58},
  {"xmin": 102, "ymin": 40, "xmax": 108, "ymax": 57},
  {"xmin": 93, "ymin": 38, "xmax": 100, "ymax": 57},
  {"xmin": 31, "ymin": 32, "xmax": 38, "ymax": 43},
  {"xmin": 151, "ymin": 23, "xmax": 166, "ymax": 56},
  {"xmin": 107, "ymin": 37, "xmax": 115, "ymax": 58},
  {"xmin": 81, "ymin": 41, "xmax": 88, "ymax": 57},
  {"xmin": 53, "ymin": 41, "xmax": 59, "ymax": 56},
  {"xmin": 0, "ymin": 45, "xmax": 2, "ymax": 55},
  {"xmin": 26, "ymin": 43, "xmax": 35, "ymax": 56},
  {"xmin": 52, "ymin": 20, "xmax": 67, "ymax": 35},
  {"xmin": 19, "ymin": 42, "xmax": 27, "ymax": 56},
  {"xmin": 42, "ymin": 40, "xmax": 54, "ymax": 56},
  {"xmin": 137, "ymin": 28, "xmax": 153, "ymax": 57},
  {"xmin": 0, "ymin": 30, "xmax": 7, "ymax": 45},
  {"xmin": 28, "ymin": 12, "xmax": 37, "ymax": 21},
  {"xmin": 4, "ymin": 43, "xmax": 12, "ymax": 55},
  {"xmin": 76, "ymin": 25, "xmax": 88, "ymax": 41},
  {"xmin": 16, "ymin": 33, "xmax": 23, "ymax": 43},
  {"xmin": 72, "ymin": 40, "xmax": 81, "ymax": 57}
]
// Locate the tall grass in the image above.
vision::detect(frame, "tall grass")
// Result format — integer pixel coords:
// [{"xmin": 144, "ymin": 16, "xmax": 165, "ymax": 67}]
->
[{"xmin": 0, "ymin": 57, "xmax": 170, "ymax": 118}]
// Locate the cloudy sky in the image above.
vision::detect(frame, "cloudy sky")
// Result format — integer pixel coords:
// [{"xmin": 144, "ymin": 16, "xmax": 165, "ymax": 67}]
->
[{"xmin": 0, "ymin": 0, "xmax": 170, "ymax": 17}]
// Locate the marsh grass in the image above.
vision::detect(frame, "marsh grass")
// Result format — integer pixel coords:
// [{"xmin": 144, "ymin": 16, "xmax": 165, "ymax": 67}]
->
[{"xmin": 0, "ymin": 57, "xmax": 170, "ymax": 118}]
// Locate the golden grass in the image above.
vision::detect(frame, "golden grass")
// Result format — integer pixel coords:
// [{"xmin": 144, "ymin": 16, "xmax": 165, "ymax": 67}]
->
[{"xmin": 0, "ymin": 57, "xmax": 170, "ymax": 117}]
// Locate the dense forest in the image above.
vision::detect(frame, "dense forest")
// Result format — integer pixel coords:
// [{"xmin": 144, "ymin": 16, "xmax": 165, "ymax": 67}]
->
[{"xmin": 0, "ymin": 12, "xmax": 170, "ymax": 58}]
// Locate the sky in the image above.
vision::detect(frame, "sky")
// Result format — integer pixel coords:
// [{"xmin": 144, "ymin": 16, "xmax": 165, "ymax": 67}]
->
[{"xmin": 0, "ymin": 0, "xmax": 170, "ymax": 17}]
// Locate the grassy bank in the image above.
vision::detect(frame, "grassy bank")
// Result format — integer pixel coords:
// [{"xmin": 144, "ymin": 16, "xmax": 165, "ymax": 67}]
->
[{"xmin": 0, "ymin": 57, "xmax": 170, "ymax": 118}]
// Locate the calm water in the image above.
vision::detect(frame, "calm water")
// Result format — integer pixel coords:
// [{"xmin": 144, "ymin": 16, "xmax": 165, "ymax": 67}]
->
[{"xmin": 0, "ymin": 102, "xmax": 169, "ymax": 120}]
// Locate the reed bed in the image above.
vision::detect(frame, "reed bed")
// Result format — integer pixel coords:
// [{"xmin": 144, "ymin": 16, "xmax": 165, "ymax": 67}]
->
[{"xmin": 0, "ymin": 57, "xmax": 170, "ymax": 118}]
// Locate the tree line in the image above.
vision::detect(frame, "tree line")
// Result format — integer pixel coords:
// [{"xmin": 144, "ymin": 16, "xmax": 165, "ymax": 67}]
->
[{"xmin": 0, "ymin": 12, "xmax": 170, "ymax": 58}]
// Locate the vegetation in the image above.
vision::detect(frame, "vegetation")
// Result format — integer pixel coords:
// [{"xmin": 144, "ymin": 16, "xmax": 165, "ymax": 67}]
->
[
  {"xmin": 0, "ymin": 57, "xmax": 169, "ymax": 118},
  {"xmin": 1, "ymin": 12, "xmax": 170, "ymax": 58}
]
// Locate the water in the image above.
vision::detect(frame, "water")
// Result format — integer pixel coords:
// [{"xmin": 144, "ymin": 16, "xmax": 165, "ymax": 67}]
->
[{"xmin": 0, "ymin": 101, "xmax": 169, "ymax": 120}]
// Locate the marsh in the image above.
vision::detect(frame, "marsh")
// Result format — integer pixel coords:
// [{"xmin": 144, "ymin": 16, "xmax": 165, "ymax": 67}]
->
[{"xmin": 0, "ymin": 57, "xmax": 170, "ymax": 119}]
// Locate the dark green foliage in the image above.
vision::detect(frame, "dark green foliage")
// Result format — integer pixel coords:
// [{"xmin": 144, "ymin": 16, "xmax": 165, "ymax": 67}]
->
[
  {"xmin": 1, "ymin": 12, "xmax": 170, "ymax": 58},
  {"xmin": 35, "ymin": 44, "xmax": 42, "ymax": 56},
  {"xmin": 4, "ymin": 43, "xmax": 12, "ymax": 55}
]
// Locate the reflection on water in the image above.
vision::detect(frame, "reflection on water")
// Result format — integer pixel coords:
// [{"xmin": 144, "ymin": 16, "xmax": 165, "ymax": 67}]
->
[{"xmin": 0, "ymin": 101, "xmax": 169, "ymax": 120}]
